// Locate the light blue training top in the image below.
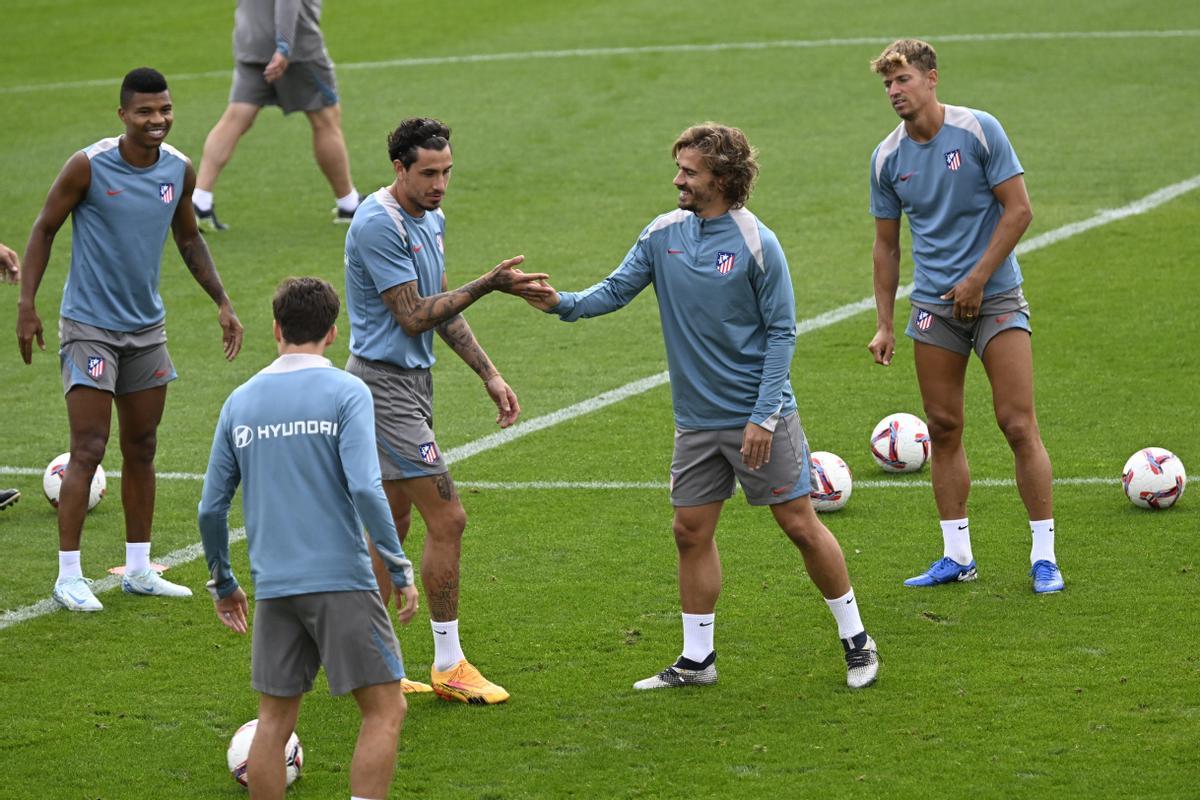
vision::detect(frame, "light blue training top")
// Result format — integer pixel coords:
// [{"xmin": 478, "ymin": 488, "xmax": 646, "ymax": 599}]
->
[
  {"xmin": 549, "ymin": 207, "xmax": 798, "ymax": 431},
  {"xmin": 61, "ymin": 137, "xmax": 187, "ymax": 332},
  {"xmin": 869, "ymin": 105, "xmax": 1025, "ymax": 304},
  {"xmin": 344, "ymin": 188, "xmax": 445, "ymax": 369},
  {"xmin": 198, "ymin": 354, "xmax": 413, "ymax": 601}
]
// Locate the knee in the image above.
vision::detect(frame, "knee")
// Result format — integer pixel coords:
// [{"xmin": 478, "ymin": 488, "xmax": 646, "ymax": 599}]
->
[
  {"xmin": 997, "ymin": 414, "xmax": 1039, "ymax": 450},
  {"xmin": 70, "ymin": 435, "xmax": 108, "ymax": 471},
  {"xmin": 671, "ymin": 518, "xmax": 710, "ymax": 551},
  {"xmin": 427, "ymin": 507, "xmax": 467, "ymax": 543},
  {"xmin": 121, "ymin": 428, "xmax": 158, "ymax": 463},
  {"xmin": 924, "ymin": 410, "xmax": 962, "ymax": 445}
]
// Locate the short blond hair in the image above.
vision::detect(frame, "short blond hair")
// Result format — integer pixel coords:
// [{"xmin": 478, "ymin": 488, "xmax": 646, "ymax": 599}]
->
[{"xmin": 870, "ymin": 39, "xmax": 938, "ymax": 75}]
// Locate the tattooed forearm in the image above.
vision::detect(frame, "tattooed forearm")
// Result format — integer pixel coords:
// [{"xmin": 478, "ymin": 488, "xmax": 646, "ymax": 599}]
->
[
  {"xmin": 382, "ymin": 277, "xmax": 490, "ymax": 336},
  {"xmin": 178, "ymin": 235, "xmax": 230, "ymax": 305},
  {"xmin": 437, "ymin": 315, "xmax": 497, "ymax": 380}
]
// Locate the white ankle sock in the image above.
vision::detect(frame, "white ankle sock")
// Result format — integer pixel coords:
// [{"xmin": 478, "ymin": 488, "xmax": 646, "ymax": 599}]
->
[
  {"xmin": 336, "ymin": 190, "xmax": 360, "ymax": 212},
  {"xmin": 825, "ymin": 588, "xmax": 865, "ymax": 640},
  {"xmin": 431, "ymin": 619, "xmax": 465, "ymax": 671},
  {"xmin": 192, "ymin": 188, "xmax": 214, "ymax": 213},
  {"xmin": 1030, "ymin": 518, "xmax": 1056, "ymax": 564},
  {"xmin": 681, "ymin": 612, "xmax": 715, "ymax": 663},
  {"xmin": 58, "ymin": 550, "xmax": 82, "ymax": 580},
  {"xmin": 940, "ymin": 518, "xmax": 973, "ymax": 564},
  {"xmin": 126, "ymin": 541, "xmax": 151, "ymax": 573}
]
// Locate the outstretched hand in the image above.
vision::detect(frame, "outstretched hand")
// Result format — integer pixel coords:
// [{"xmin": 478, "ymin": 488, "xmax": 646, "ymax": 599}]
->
[{"xmin": 487, "ymin": 256, "xmax": 554, "ymax": 299}]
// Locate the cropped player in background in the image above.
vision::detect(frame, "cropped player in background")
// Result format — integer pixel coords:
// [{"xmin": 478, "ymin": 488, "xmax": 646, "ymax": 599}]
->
[
  {"xmin": 344, "ymin": 117, "xmax": 553, "ymax": 704},
  {"xmin": 192, "ymin": 0, "xmax": 360, "ymax": 229},
  {"xmin": 866, "ymin": 39, "xmax": 1063, "ymax": 594},
  {"xmin": 200, "ymin": 277, "xmax": 418, "ymax": 800},
  {"xmin": 526, "ymin": 123, "xmax": 880, "ymax": 690},
  {"xmin": 17, "ymin": 67, "xmax": 244, "ymax": 613}
]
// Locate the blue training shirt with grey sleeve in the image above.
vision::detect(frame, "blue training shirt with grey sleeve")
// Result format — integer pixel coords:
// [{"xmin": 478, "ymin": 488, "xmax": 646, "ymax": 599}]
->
[
  {"xmin": 549, "ymin": 208, "xmax": 798, "ymax": 431},
  {"xmin": 60, "ymin": 137, "xmax": 187, "ymax": 332},
  {"xmin": 344, "ymin": 188, "xmax": 445, "ymax": 369},
  {"xmin": 869, "ymin": 105, "xmax": 1025, "ymax": 304},
  {"xmin": 198, "ymin": 353, "xmax": 413, "ymax": 600}
]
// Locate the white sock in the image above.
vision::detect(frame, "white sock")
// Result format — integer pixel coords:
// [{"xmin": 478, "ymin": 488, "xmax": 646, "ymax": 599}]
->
[
  {"xmin": 940, "ymin": 518, "xmax": 973, "ymax": 564},
  {"xmin": 126, "ymin": 541, "xmax": 151, "ymax": 574},
  {"xmin": 58, "ymin": 550, "xmax": 82, "ymax": 581},
  {"xmin": 825, "ymin": 589, "xmax": 865, "ymax": 640},
  {"xmin": 1030, "ymin": 518, "xmax": 1056, "ymax": 565},
  {"xmin": 336, "ymin": 189, "xmax": 360, "ymax": 212},
  {"xmin": 431, "ymin": 619, "xmax": 465, "ymax": 671},
  {"xmin": 192, "ymin": 188, "xmax": 214, "ymax": 213},
  {"xmin": 351, "ymin": 796, "xmax": 378, "ymax": 800},
  {"xmin": 681, "ymin": 612, "xmax": 715, "ymax": 663}
]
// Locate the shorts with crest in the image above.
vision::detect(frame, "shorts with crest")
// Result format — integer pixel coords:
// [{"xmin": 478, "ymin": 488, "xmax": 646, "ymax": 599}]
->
[
  {"xmin": 230, "ymin": 55, "xmax": 339, "ymax": 114},
  {"xmin": 906, "ymin": 286, "xmax": 1032, "ymax": 358},
  {"xmin": 346, "ymin": 354, "xmax": 446, "ymax": 479},
  {"xmin": 58, "ymin": 318, "xmax": 176, "ymax": 396}
]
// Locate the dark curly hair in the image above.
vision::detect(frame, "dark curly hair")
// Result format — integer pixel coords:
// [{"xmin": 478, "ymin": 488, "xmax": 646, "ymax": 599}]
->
[{"xmin": 387, "ymin": 118, "xmax": 451, "ymax": 167}]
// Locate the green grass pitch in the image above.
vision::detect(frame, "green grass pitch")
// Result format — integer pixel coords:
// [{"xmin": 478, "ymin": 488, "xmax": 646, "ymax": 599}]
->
[{"xmin": 0, "ymin": 1, "xmax": 1197, "ymax": 797}]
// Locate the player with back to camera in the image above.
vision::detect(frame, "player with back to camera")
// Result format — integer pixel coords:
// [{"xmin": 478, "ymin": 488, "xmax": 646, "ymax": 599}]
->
[
  {"xmin": 343, "ymin": 117, "xmax": 554, "ymax": 703},
  {"xmin": 16, "ymin": 67, "xmax": 244, "ymax": 613},
  {"xmin": 192, "ymin": 0, "xmax": 361, "ymax": 229},
  {"xmin": 524, "ymin": 123, "xmax": 880, "ymax": 690},
  {"xmin": 2, "ymin": 241, "xmax": 21, "ymax": 511},
  {"xmin": 866, "ymin": 39, "xmax": 1064, "ymax": 593},
  {"xmin": 199, "ymin": 277, "xmax": 419, "ymax": 800}
]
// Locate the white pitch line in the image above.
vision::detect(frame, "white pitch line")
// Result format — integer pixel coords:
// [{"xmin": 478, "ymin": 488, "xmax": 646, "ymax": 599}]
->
[
  {"xmin": 1, "ymin": 176, "xmax": 1193, "ymax": 632},
  {"xmin": 458, "ymin": 476, "xmax": 1117, "ymax": 491},
  {"xmin": 1, "ymin": 30, "xmax": 1197, "ymax": 95},
  {"xmin": 0, "ymin": 528, "xmax": 246, "ymax": 631}
]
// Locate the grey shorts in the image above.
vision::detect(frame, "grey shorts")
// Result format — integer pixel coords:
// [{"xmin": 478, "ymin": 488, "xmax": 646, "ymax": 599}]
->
[
  {"xmin": 230, "ymin": 56, "xmax": 339, "ymax": 114},
  {"xmin": 251, "ymin": 590, "xmax": 406, "ymax": 697},
  {"xmin": 346, "ymin": 354, "xmax": 446, "ymax": 480},
  {"xmin": 906, "ymin": 287, "xmax": 1032, "ymax": 358},
  {"xmin": 670, "ymin": 412, "xmax": 813, "ymax": 507},
  {"xmin": 59, "ymin": 318, "xmax": 176, "ymax": 396}
]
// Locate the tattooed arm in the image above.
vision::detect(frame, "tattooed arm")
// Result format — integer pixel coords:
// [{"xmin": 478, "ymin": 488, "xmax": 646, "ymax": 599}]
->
[
  {"xmin": 172, "ymin": 162, "xmax": 243, "ymax": 360},
  {"xmin": 378, "ymin": 254, "xmax": 551, "ymax": 337}
]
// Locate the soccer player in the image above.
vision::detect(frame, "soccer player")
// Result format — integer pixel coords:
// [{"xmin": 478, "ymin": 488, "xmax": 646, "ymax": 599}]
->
[
  {"xmin": 344, "ymin": 117, "xmax": 552, "ymax": 704},
  {"xmin": 199, "ymin": 277, "xmax": 418, "ymax": 800},
  {"xmin": 2, "ymin": 242, "xmax": 19, "ymax": 510},
  {"xmin": 525, "ymin": 123, "xmax": 880, "ymax": 690},
  {"xmin": 192, "ymin": 0, "xmax": 360, "ymax": 229},
  {"xmin": 866, "ymin": 39, "xmax": 1064, "ymax": 594},
  {"xmin": 17, "ymin": 67, "xmax": 244, "ymax": 613}
]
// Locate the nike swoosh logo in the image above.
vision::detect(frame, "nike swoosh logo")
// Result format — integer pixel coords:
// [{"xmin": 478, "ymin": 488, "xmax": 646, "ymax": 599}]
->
[
  {"xmin": 412, "ymin": 243, "xmax": 424, "ymax": 253},
  {"xmin": 844, "ymin": 598, "xmax": 855, "ymax": 605},
  {"xmin": 899, "ymin": 172, "xmax": 916, "ymax": 182},
  {"xmin": 66, "ymin": 590, "xmax": 90, "ymax": 604},
  {"xmin": 667, "ymin": 249, "xmax": 684, "ymax": 255},
  {"xmin": 771, "ymin": 486, "xmax": 791, "ymax": 495},
  {"xmin": 995, "ymin": 314, "xmax": 1011, "ymax": 324},
  {"xmin": 957, "ymin": 524, "xmax": 968, "ymax": 530},
  {"xmin": 698, "ymin": 622, "xmax": 713, "ymax": 627},
  {"xmin": 434, "ymin": 629, "xmax": 448, "ymax": 635},
  {"xmin": 106, "ymin": 189, "xmax": 124, "ymax": 196}
]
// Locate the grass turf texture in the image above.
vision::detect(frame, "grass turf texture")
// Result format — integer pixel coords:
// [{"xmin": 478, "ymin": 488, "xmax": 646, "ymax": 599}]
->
[{"xmin": 1, "ymin": 0, "xmax": 1198, "ymax": 797}]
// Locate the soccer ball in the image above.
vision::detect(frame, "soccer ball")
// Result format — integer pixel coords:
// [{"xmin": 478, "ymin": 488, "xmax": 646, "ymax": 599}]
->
[
  {"xmin": 869, "ymin": 413, "xmax": 930, "ymax": 473},
  {"xmin": 810, "ymin": 451, "xmax": 853, "ymax": 512},
  {"xmin": 226, "ymin": 719, "xmax": 303, "ymax": 788},
  {"xmin": 1122, "ymin": 447, "xmax": 1187, "ymax": 510},
  {"xmin": 42, "ymin": 453, "xmax": 107, "ymax": 510}
]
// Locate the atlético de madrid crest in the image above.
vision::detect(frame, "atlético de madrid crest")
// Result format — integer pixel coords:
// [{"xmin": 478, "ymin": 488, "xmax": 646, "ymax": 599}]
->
[
  {"xmin": 159, "ymin": 182, "xmax": 174, "ymax": 203},
  {"xmin": 715, "ymin": 251, "xmax": 736, "ymax": 275}
]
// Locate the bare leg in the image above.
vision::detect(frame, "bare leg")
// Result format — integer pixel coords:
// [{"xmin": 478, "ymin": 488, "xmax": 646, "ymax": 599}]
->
[
  {"xmin": 59, "ymin": 387, "xmax": 113, "ymax": 551},
  {"xmin": 770, "ymin": 496, "xmax": 852, "ymax": 599},
  {"xmin": 113, "ymin": 385, "xmax": 166, "ymax": 543},
  {"xmin": 369, "ymin": 485, "xmax": 412, "ymax": 608},
  {"xmin": 982, "ymin": 330, "xmax": 1054, "ymax": 519},
  {"xmin": 913, "ymin": 341, "xmax": 972, "ymax": 520},
  {"xmin": 349, "ymin": 681, "xmax": 406, "ymax": 799},
  {"xmin": 196, "ymin": 102, "xmax": 261, "ymax": 193},
  {"xmin": 305, "ymin": 104, "xmax": 354, "ymax": 198},
  {"xmin": 247, "ymin": 693, "xmax": 302, "ymax": 800},
  {"xmin": 673, "ymin": 502, "xmax": 724, "ymax": 614},
  {"xmin": 385, "ymin": 474, "xmax": 465, "ymax": 623}
]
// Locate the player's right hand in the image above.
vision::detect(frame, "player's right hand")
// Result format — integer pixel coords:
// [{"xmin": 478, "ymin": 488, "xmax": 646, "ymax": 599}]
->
[
  {"xmin": 16, "ymin": 306, "xmax": 45, "ymax": 364},
  {"xmin": 395, "ymin": 584, "xmax": 420, "ymax": 625},
  {"xmin": 867, "ymin": 330, "xmax": 894, "ymax": 366},
  {"xmin": 489, "ymin": 256, "xmax": 552, "ymax": 297}
]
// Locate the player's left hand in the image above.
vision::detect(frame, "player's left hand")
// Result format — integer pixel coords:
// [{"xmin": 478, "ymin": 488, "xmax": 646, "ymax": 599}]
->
[
  {"xmin": 740, "ymin": 422, "xmax": 773, "ymax": 471},
  {"xmin": 395, "ymin": 583, "xmax": 420, "ymax": 626},
  {"xmin": 263, "ymin": 51, "xmax": 289, "ymax": 83},
  {"xmin": 0, "ymin": 243, "xmax": 19, "ymax": 284},
  {"xmin": 484, "ymin": 374, "xmax": 520, "ymax": 428},
  {"xmin": 941, "ymin": 275, "xmax": 984, "ymax": 321},
  {"xmin": 218, "ymin": 302, "xmax": 244, "ymax": 360},
  {"xmin": 215, "ymin": 587, "xmax": 249, "ymax": 634}
]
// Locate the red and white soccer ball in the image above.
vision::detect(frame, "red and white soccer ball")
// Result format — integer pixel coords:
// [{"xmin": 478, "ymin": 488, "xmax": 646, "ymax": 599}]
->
[
  {"xmin": 810, "ymin": 451, "xmax": 853, "ymax": 512},
  {"xmin": 42, "ymin": 452, "xmax": 107, "ymax": 511},
  {"xmin": 1122, "ymin": 447, "xmax": 1187, "ymax": 510},
  {"xmin": 869, "ymin": 413, "xmax": 930, "ymax": 473},
  {"xmin": 226, "ymin": 719, "xmax": 303, "ymax": 788}
]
